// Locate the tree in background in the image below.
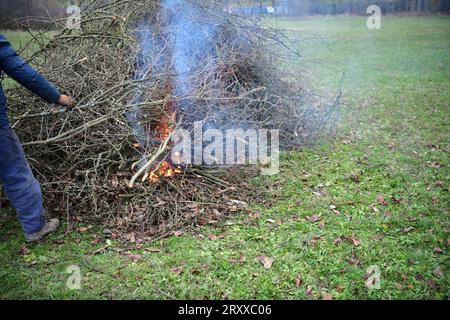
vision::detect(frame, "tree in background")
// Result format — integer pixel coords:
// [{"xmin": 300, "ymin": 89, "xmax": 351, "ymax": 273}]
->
[
  {"xmin": 1, "ymin": 0, "xmax": 449, "ymax": 28},
  {"xmin": 268, "ymin": 0, "xmax": 450, "ymax": 15},
  {"xmin": 0, "ymin": 0, "xmax": 67, "ymax": 29}
]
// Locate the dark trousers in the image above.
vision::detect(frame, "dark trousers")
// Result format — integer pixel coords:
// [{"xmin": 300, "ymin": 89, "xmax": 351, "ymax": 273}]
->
[{"xmin": 0, "ymin": 106, "xmax": 44, "ymax": 235}]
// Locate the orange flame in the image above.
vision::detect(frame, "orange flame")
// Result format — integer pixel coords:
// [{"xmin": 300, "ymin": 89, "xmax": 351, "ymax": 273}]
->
[{"xmin": 148, "ymin": 99, "xmax": 181, "ymax": 183}]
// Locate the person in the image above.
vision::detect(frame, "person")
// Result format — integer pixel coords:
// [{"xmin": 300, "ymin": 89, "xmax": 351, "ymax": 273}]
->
[{"xmin": 0, "ymin": 34, "xmax": 74, "ymax": 242}]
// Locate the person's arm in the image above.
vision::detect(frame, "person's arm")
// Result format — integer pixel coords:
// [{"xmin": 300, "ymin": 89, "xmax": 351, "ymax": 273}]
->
[{"xmin": 0, "ymin": 35, "xmax": 73, "ymax": 107}]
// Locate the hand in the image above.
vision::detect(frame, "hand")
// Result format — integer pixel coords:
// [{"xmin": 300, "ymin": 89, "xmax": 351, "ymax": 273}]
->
[{"xmin": 57, "ymin": 95, "xmax": 75, "ymax": 108}]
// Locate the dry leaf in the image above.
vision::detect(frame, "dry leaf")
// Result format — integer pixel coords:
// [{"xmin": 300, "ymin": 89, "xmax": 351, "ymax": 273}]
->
[
  {"xmin": 322, "ymin": 292, "xmax": 333, "ymax": 300},
  {"xmin": 19, "ymin": 245, "xmax": 31, "ymax": 256},
  {"xmin": 391, "ymin": 196, "xmax": 402, "ymax": 204},
  {"xmin": 335, "ymin": 285, "xmax": 344, "ymax": 293},
  {"xmin": 395, "ymin": 283, "xmax": 403, "ymax": 290},
  {"xmin": 208, "ymin": 234, "xmax": 218, "ymax": 241},
  {"xmin": 126, "ymin": 254, "xmax": 142, "ymax": 263},
  {"xmin": 190, "ymin": 268, "xmax": 201, "ymax": 275},
  {"xmin": 433, "ymin": 267, "xmax": 443, "ymax": 277},
  {"xmin": 348, "ymin": 255, "xmax": 361, "ymax": 266},
  {"xmin": 173, "ymin": 230, "xmax": 184, "ymax": 237},
  {"xmin": 377, "ymin": 195, "xmax": 388, "ymax": 206},
  {"xmin": 350, "ymin": 237, "xmax": 361, "ymax": 246},
  {"xmin": 170, "ymin": 267, "xmax": 183, "ymax": 275},
  {"xmin": 402, "ymin": 227, "xmax": 414, "ymax": 233},
  {"xmin": 433, "ymin": 247, "xmax": 443, "ymax": 254},
  {"xmin": 257, "ymin": 256, "xmax": 275, "ymax": 269}
]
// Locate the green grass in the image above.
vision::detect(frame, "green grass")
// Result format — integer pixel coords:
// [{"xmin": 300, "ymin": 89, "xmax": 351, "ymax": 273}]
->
[
  {"xmin": 0, "ymin": 31, "xmax": 44, "ymax": 88},
  {"xmin": 1, "ymin": 16, "xmax": 449, "ymax": 299}
]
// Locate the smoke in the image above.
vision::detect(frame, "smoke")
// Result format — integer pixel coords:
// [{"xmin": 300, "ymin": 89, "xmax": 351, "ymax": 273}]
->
[
  {"xmin": 165, "ymin": 0, "xmax": 220, "ymax": 100},
  {"xmin": 129, "ymin": 0, "xmax": 227, "ymax": 147}
]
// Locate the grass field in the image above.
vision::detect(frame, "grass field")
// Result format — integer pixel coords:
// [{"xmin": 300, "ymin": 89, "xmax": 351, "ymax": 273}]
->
[{"xmin": 0, "ymin": 16, "xmax": 449, "ymax": 299}]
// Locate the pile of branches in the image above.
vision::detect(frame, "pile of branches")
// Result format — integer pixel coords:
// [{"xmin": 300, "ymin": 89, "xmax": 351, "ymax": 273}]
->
[{"xmin": 5, "ymin": 0, "xmax": 332, "ymax": 236}]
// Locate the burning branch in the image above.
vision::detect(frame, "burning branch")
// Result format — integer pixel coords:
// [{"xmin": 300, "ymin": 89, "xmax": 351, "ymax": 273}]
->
[{"xmin": 128, "ymin": 134, "xmax": 172, "ymax": 188}]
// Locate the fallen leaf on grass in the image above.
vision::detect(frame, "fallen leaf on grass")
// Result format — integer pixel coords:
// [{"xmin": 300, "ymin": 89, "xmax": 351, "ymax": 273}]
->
[
  {"xmin": 348, "ymin": 255, "xmax": 361, "ymax": 266},
  {"xmin": 350, "ymin": 172, "xmax": 360, "ymax": 182},
  {"xmin": 363, "ymin": 269, "xmax": 374, "ymax": 281},
  {"xmin": 295, "ymin": 277, "xmax": 303, "ymax": 288},
  {"xmin": 190, "ymin": 268, "xmax": 201, "ymax": 275},
  {"xmin": 308, "ymin": 215, "xmax": 320, "ymax": 223},
  {"xmin": 126, "ymin": 254, "xmax": 142, "ymax": 263},
  {"xmin": 248, "ymin": 212, "xmax": 261, "ymax": 220},
  {"xmin": 335, "ymin": 285, "xmax": 344, "ymax": 293},
  {"xmin": 370, "ymin": 234, "xmax": 384, "ymax": 241},
  {"xmin": 433, "ymin": 247, "xmax": 444, "ymax": 254},
  {"xmin": 19, "ymin": 245, "xmax": 31, "ymax": 256},
  {"xmin": 313, "ymin": 191, "xmax": 327, "ymax": 197},
  {"xmin": 173, "ymin": 230, "xmax": 184, "ymax": 237},
  {"xmin": 78, "ymin": 227, "xmax": 90, "ymax": 233},
  {"xmin": 433, "ymin": 267, "xmax": 443, "ymax": 277},
  {"xmin": 208, "ymin": 234, "xmax": 218, "ymax": 241},
  {"xmin": 349, "ymin": 237, "xmax": 361, "ymax": 246},
  {"xmin": 256, "ymin": 256, "xmax": 275, "ymax": 269},
  {"xmin": 309, "ymin": 235, "xmax": 323, "ymax": 247},
  {"xmin": 377, "ymin": 195, "xmax": 388, "ymax": 206},
  {"xmin": 427, "ymin": 279, "xmax": 438, "ymax": 289},
  {"xmin": 402, "ymin": 227, "xmax": 414, "ymax": 233},
  {"xmin": 391, "ymin": 196, "xmax": 403, "ymax": 204},
  {"xmin": 170, "ymin": 267, "xmax": 183, "ymax": 275},
  {"xmin": 321, "ymin": 292, "xmax": 333, "ymax": 300},
  {"xmin": 333, "ymin": 236, "xmax": 361, "ymax": 247}
]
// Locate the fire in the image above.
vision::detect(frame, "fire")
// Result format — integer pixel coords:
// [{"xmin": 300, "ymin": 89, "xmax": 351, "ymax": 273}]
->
[
  {"xmin": 148, "ymin": 99, "xmax": 181, "ymax": 183},
  {"xmin": 148, "ymin": 160, "xmax": 182, "ymax": 183},
  {"xmin": 154, "ymin": 103, "xmax": 176, "ymax": 142}
]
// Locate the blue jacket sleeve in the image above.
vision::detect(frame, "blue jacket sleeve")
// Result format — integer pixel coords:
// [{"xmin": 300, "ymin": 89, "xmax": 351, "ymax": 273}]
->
[{"xmin": 0, "ymin": 35, "xmax": 61, "ymax": 104}]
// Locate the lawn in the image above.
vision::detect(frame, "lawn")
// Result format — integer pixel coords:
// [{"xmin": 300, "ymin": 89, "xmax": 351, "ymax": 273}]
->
[{"xmin": 0, "ymin": 16, "xmax": 449, "ymax": 300}]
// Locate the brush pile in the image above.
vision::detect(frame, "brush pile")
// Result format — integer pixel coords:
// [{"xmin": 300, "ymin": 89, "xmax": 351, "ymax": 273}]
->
[{"xmin": 4, "ymin": 0, "xmax": 335, "ymax": 237}]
